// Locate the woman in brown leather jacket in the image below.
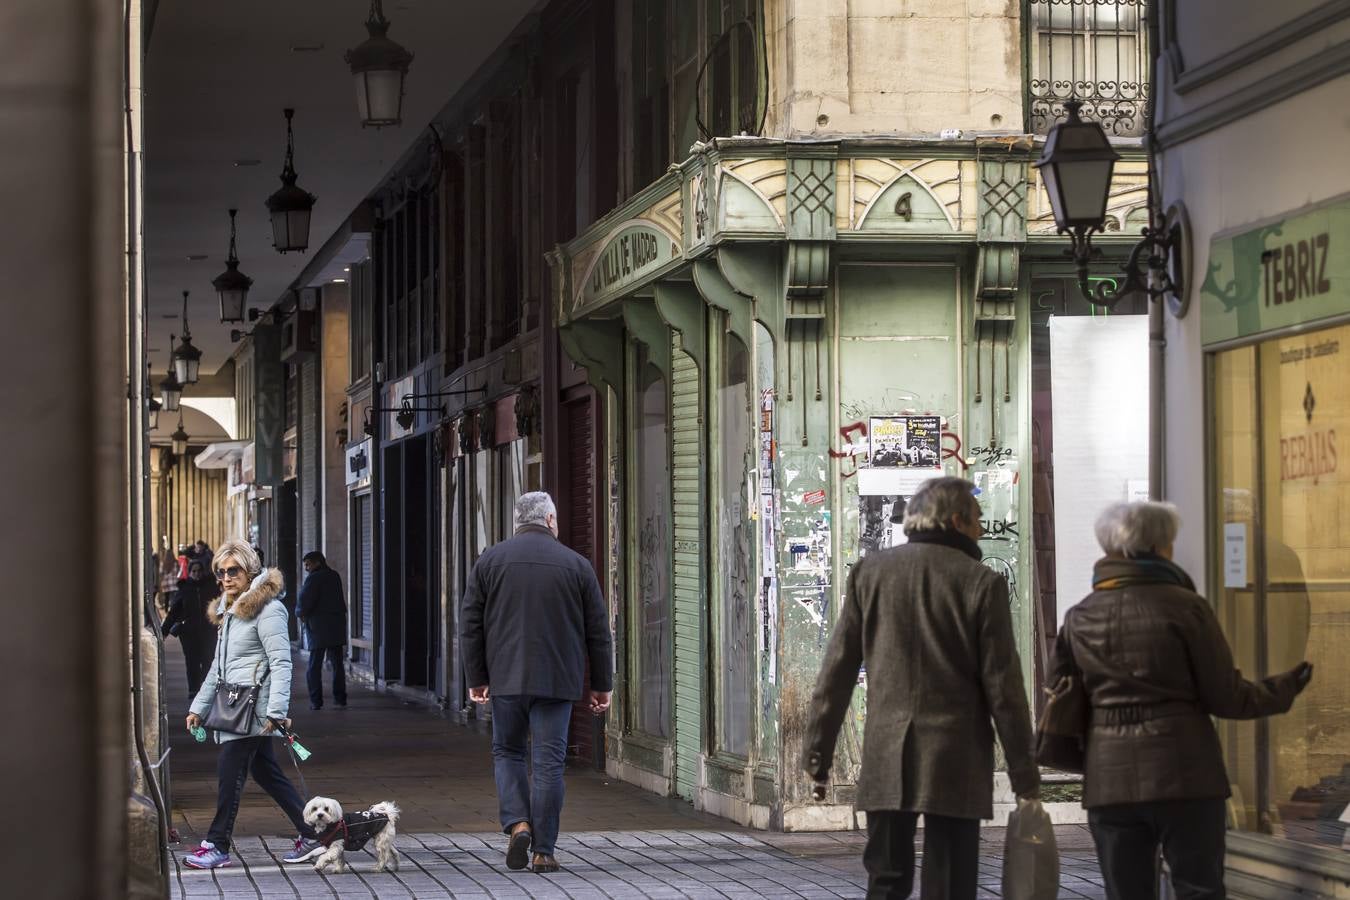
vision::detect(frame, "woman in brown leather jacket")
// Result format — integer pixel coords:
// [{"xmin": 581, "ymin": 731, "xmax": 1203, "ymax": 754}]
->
[{"xmin": 1051, "ymin": 501, "xmax": 1313, "ymax": 900}]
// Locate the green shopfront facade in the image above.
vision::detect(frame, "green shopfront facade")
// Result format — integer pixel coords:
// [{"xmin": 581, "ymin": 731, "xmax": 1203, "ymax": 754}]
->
[
  {"xmin": 1200, "ymin": 195, "xmax": 1350, "ymax": 892},
  {"xmin": 551, "ymin": 136, "xmax": 1151, "ymax": 829}
]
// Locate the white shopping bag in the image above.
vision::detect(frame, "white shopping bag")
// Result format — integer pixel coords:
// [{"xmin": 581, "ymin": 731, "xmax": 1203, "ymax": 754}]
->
[{"xmin": 1002, "ymin": 799, "xmax": 1059, "ymax": 900}]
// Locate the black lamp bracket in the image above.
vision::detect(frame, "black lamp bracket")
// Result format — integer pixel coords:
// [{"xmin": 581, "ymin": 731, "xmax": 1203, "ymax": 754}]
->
[{"xmin": 1064, "ymin": 214, "xmax": 1186, "ymax": 311}]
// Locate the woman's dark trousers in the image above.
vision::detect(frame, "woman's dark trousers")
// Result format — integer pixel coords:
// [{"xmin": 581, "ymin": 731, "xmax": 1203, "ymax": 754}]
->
[
  {"xmin": 1089, "ymin": 798, "xmax": 1227, "ymax": 900},
  {"xmin": 863, "ymin": 809, "xmax": 980, "ymax": 899},
  {"xmin": 206, "ymin": 736, "xmax": 315, "ymax": 852},
  {"xmin": 182, "ymin": 629, "xmax": 215, "ymax": 697}
]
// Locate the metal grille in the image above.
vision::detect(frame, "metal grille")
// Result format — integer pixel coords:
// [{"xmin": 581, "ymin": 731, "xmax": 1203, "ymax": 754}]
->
[
  {"xmin": 353, "ymin": 492, "xmax": 373, "ymax": 641},
  {"xmin": 1028, "ymin": 0, "xmax": 1149, "ymax": 137},
  {"xmin": 299, "ymin": 356, "xmax": 319, "ymax": 557}
]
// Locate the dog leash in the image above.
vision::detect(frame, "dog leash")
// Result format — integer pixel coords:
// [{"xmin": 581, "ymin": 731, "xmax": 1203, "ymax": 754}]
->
[{"xmin": 270, "ymin": 719, "xmax": 312, "ymax": 799}]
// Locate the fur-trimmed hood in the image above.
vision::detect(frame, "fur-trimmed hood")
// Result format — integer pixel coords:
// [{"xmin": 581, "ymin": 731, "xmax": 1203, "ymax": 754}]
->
[{"xmin": 207, "ymin": 568, "xmax": 285, "ymax": 626}]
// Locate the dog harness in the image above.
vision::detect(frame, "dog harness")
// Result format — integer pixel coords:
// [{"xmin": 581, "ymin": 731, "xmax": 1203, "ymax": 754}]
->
[{"xmin": 317, "ymin": 810, "xmax": 391, "ymax": 851}]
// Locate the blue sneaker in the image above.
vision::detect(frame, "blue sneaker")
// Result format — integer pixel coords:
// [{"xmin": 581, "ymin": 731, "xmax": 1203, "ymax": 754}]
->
[
  {"xmin": 283, "ymin": 836, "xmax": 324, "ymax": 864},
  {"xmin": 183, "ymin": 841, "xmax": 231, "ymax": 869}
]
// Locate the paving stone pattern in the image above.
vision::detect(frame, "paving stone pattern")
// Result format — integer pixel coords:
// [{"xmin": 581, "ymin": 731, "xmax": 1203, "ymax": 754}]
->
[{"xmin": 163, "ymin": 645, "xmax": 1107, "ymax": 898}]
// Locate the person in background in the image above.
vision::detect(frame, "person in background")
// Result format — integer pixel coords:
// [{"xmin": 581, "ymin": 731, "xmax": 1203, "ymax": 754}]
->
[
  {"xmin": 176, "ymin": 543, "xmax": 192, "ymax": 580},
  {"xmin": 182, "ymin": 540, "xmax": 322, "ymax": 869},
  {"xmin": 192, "ymin": 539, "xmax": 214, "ymax": 570},
  {"xmin": 1052, "ymin": 501, "xmax": 1314, "ymax": 900},
  {"xmin": 297, "ymin": 550, "xmax": 348, "ymax": 711},
  {"xmin": 156, "ymin": 537, "xmax": 180, "ymax": 616},
  {"xmin": 162, "ymin": 558, "xmax": 220, "ymax": 695},
  {"xmin": 803, "ymin": 476, "xmax": 1039, "ymax": 900}
]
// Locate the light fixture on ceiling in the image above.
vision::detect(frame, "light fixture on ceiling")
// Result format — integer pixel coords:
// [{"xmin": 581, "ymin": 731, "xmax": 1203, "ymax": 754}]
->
[
  {"xmin": 266, "ymin": 108, "xmax": 317, "ymax": 253},
  {"xmin": 171, "ymin": 413, "xmax": 189, "ymax": 457},
  {"xmin": 186, "ymin": 254, "xmax": 208, "ymax": 261},
  {"xmin": 332, "ymin": 277, "xmax": 347, "ymax": 284},
  {"xmin": 212, "ymin": 209, "xmax": 254, "ymax": 323},
  {"xmin": 160, "ymin": 336, "xmax": 183, "ymax": 412},
  {"xmin": 171, "ymin": 290, "xmax": 202, "ymax": 385},
  {"xmin": 346, "ymin": 0, "xmax": 414, "ymax": 129},
  {"xmin": 233, "ymin": 159, "xmax": 261, "ymax": 168},
  {"xmin": 290, "ymin": 42, "xmax": 325, "ymax": 52}
]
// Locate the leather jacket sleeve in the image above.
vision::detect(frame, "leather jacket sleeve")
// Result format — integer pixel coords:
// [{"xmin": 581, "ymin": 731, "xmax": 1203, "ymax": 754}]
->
[{"xmin": 1184, "ymin": 594, "xmax": 1301, "ymax": 719}]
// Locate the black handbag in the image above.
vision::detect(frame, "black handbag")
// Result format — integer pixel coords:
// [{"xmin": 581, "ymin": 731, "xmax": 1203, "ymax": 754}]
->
[
  {"xmin": 1035, "ymin": 672, "xmax": 1088, "ymax": 773},
  {"xmin": 203, "ymin": 617, "xmax": 268, "ymax": 735}
]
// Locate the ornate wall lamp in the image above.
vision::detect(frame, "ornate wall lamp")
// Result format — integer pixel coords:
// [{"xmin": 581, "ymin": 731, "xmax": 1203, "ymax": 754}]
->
[{"xmin": 1034, "ymin": 100, "xmax": 1189, "ymax": 313}]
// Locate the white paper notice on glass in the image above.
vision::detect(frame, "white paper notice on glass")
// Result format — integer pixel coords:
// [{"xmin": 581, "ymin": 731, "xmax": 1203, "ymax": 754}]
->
[{"xmin": 1223, "ymin": 523, "xmax": 1248, "ymax": 588}]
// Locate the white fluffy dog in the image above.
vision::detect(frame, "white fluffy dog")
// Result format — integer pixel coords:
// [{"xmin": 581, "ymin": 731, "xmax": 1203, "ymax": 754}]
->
[{"xmin": 301, "ymin": 796, "xmax": 400, "ymax": 874}]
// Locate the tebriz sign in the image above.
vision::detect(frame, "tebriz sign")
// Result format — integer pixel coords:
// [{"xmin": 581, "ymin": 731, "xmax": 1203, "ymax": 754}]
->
[
  {"xmin": 1201, "ymin": 195, "xmax": 1349, "ymax": 345},
  {"xmin": 577, "ymin": 222, "xmax": 679, "ymax": 310},
  {"xmin": 345, "ymin": 438, "xmax": 371, "ymax": 487}
]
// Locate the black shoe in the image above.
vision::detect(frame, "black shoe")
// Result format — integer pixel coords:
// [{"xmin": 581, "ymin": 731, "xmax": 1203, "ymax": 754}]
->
[
  {"xmin": 310, "ymin": 703, "xmax": 322, "ymax": 711},
  {"xmin": 506, "ymin": 829, "xmax": 532, "ymax": 871}
]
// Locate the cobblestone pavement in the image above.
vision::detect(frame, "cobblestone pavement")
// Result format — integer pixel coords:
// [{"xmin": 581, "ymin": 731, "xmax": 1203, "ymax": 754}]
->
[{"xmin": 163, "ymin": 643, "xmax": 1106, "ymax": 898}]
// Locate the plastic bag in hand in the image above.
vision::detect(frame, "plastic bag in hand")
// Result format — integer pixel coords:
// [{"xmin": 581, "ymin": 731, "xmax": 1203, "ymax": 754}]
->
[{"xmin": 1002, "ymin": 799, "xmax": 1059, "ymax": 900}]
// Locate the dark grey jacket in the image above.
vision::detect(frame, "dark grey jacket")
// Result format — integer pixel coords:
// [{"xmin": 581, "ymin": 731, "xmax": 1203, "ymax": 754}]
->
[
  {"xmin": 802, "ymin": 534, "xmax": 1039, "ymax": 819},
  {"xmin": 460, "ymin": 525, "xmax": 613, "ymax": 700},
  {"xmin": 298, "ymin": 565, "xmax": 347, "ymax": 649}
]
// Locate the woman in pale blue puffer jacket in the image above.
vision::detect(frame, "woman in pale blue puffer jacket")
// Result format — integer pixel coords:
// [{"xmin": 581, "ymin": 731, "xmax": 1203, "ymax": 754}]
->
[{"xmin": 181, "ymin": 540, "xmax": 322, "ymax": 870}]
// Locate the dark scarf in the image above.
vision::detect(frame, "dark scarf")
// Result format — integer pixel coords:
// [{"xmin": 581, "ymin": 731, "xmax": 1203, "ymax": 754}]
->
[
  {"xmin": 906, "ymin": 528, "xmax": 982, "ymax": 561},
  {"xmin": 1092, "ymin": 554, "xmax": 1196, "ymax": 592}
]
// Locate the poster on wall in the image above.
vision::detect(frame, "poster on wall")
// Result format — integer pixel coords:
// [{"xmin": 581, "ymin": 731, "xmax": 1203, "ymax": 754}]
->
[
  {"xmin": 859, "ymin": 415, "xmax": 943, "ymax": 496},
  {"xmin": 858, "ymin": 494, "xmax": 909, "ymax": 556},
  {"xmin": 869, "ymin": 415, "xmax": 941, "ymax": 468}
]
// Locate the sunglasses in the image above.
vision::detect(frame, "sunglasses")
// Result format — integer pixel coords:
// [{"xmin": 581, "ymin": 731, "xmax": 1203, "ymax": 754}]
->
[{"xmin": 214, "ymin": 565, "xmax": 244, "ymax": 579}]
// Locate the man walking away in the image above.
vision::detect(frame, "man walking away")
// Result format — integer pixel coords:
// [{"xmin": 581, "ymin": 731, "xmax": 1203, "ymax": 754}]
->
[
  {"xmin": 460, "ymin": 491, "xmax": 612, "ymax": 875},
  {"xmin": 803, "ymin": 476, "xmax": 1040, "ymax": 900},
  {"xmin": 298, "ymin": 551, "xmax": 348, "ymax": 710}
]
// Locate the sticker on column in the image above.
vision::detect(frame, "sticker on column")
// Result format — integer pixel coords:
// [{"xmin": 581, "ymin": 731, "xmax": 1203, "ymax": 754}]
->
[{"xmin": 1223, "ymin": 523, "xmax": 1248, "ymax": 589}]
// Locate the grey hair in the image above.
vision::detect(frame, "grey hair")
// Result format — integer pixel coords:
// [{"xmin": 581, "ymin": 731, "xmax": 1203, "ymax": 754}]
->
[
  {"xmin": 1094, "ymin": 501, "xmax": 1180, "ymax": 557},
  {"xmin": 902, "ymin": 477, "xmax": 980, "ymax": 534},
  {"xmin": 514, "ymin": 491, "xmax": 557, "ymax": 528}
]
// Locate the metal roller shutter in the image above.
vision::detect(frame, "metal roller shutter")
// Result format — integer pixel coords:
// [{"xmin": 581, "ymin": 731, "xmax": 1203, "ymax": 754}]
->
[
  {"xmin": 299, "ymin": 356, "xmax": 319, "ymax": 557},
  {"xmin": 564, "ymin": 397, "xmax": 599, "ymax": 763},
  {"xmin": 670, "ymin": 340, "xmax": 703, "ymax": 802}
]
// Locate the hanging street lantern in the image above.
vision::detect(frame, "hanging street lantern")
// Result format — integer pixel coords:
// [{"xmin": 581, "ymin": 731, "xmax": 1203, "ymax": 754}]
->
[
  {"xmin": 171, "ymin": 415, "xmax": 189, "ymax": 457},
  {"xmin": 345, "ymin": 0, "xmax": 414, "ymax": 129},
  {"xmin": 266, "ymin": 108, "xmax": 317, "ymax": 253},
  {"xmin": 145, "ymin": 361, "xmax": 162, "ymax": 430},
  {"xmin": 213, "ymin": 208, "xmax": 253, "ymax": 323},
  {"xmin": 171, "ymin": 290, "xmax": 202, "ymax": 385},
  {"xmin": 160, "ymin": 336, "xmax": 183, "ymax": 412}
]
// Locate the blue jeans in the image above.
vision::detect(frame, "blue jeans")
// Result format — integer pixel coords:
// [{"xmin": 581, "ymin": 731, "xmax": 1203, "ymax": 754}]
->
[{"xmin": 490, "ymin": 695, "xmax": 573, "ymax": 857}]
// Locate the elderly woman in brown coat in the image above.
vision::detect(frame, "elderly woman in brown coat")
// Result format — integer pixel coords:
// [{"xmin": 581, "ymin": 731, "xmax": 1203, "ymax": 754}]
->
[
  {"xmin": 803, "ymin": 476, "xmax": 1040, "ymax": 900},
  {"xmin": 1051, "ymin": 501, "xmax": 1313, "ymax": 900}
]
